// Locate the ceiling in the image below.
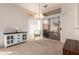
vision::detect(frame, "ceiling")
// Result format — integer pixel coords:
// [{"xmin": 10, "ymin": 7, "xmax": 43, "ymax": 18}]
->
[
  {"xmin": 16, "ymin": 3, "xmax": 62, "ymax": 15},
  {"xmin": 40, "ymin": 3, "xmax": 62, "ymax": 13}
]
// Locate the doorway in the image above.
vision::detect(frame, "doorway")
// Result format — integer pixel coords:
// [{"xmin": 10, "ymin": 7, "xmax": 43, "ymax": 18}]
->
[{"xmin": 43, "ymin": 14, "xmax": 62, "ymax": 41}]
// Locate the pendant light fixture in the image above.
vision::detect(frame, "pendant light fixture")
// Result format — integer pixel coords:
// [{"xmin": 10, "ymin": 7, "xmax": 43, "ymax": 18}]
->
[{"xmin": 34, "ymin": 3, "xmax": 44, "ymax": 19}]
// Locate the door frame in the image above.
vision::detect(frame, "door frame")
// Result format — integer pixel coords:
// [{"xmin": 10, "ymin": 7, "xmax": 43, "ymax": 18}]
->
[{"xmin": 45, "ymin": 13, "xmax": 63, "ymax": 42}]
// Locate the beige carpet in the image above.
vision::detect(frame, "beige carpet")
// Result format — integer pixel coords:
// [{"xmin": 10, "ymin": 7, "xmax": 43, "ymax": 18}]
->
[{"xmin": 0, "ymin": 39, "xmax": 64, "ymax": 55}]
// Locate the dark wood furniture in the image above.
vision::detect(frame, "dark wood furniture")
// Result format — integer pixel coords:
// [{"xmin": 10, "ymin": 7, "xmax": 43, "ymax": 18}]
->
[
  {"xmin": 63, "ymin": 39, "xmax": 79, "ymax": 55},
  {"xmin": 43, "ymin": 30, "xmax": 49, "ymax": 38}
]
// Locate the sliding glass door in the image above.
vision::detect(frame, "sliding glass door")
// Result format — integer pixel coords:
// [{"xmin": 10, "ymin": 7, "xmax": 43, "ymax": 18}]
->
[{"xmin": 48, "ymin": 15, "xmax": 61, "ymax": 41}]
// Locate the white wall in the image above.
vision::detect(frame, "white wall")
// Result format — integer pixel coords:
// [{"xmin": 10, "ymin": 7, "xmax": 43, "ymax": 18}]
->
[
  {"xmin": 0, "ymin": 4, "xmax": 29, "ymax": 47},
  {"xmin": 61, "ymin": 3, "xmax": 79, "ymax": 42}
]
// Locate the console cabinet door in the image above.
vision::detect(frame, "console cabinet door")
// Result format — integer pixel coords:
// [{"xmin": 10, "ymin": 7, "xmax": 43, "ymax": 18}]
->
[
  {"xmin": 22, "ymin": 33, "xmax": 27, "ymax": 41},
  {"xmin": 14, "ymin": 34, "xmax": 20, "ymax": 44},
  {"xmin": 4, "ymin": 34, "xmax": 15, "ymax": 47}
]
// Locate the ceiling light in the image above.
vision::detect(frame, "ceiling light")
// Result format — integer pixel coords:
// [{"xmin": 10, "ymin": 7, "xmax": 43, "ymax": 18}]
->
[{"xmin": 34, "ymin": 3, "xmax": 44, "ymax": 19}]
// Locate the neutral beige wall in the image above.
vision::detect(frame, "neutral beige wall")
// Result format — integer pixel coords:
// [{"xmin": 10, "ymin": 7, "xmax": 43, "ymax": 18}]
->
[
  {"xmin": 61, "ymin": 3, "xmax": 79, "ymax": 42},
  {"xmin": 0, "ymin": 4, "xmax": 29, "ymax": 47}
]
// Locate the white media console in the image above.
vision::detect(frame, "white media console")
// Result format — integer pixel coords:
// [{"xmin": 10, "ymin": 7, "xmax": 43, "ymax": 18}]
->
[{"xmin": 4, "ymin": 32, "xmax": 27, "ymax": 48}]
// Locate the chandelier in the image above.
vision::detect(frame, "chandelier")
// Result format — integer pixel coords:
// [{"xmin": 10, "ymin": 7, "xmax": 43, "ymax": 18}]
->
[{"xmin": 34, "ymin": 3, "xmax": 44, "ymax": 19}]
